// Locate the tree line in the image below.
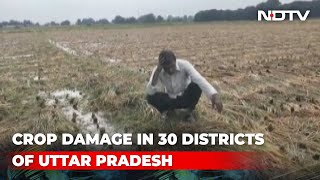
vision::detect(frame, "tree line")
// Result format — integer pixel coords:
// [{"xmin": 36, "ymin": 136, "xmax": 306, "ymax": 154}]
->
[
  {"xmin": 194, "ymin": 0, "xmax": 320, "ymax": 21},
  {"xmin": 0, "ymin": 14, "xmax": 193, "ymax": 28},
  {"xmin": 1, "ymin": 0, "xmax": 320, "ymax": 28}
]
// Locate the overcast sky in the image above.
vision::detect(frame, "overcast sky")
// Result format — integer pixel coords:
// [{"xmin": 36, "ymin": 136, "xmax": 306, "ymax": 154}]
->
[{"xmin": 0, "ymin": 0, "xmax": 310, "ymax": 24}]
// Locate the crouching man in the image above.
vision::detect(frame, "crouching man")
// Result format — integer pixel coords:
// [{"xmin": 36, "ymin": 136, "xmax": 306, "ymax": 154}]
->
[{"xmin": 146, "ymin": 50, "xmax": 223, "ymax": 121}]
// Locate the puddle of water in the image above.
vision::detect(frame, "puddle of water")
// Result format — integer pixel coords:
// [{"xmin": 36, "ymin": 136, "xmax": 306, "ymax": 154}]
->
[
  {"xmin": 38, "ymin": 89, "xmax": 115, "ymax": 136},
  {"xmin": 33, "ymin": 76, "xmax": 48, "ymax": 81},
  {"xmin": 48, "ymin": 39, "xmax": 77, "ymax": 56},
  {"xmin": 83, "ymin": 50, "xmax": 93, "ymax": 56},
  {"xmin": 102, "ymin": 57, "xmax": 122, "ymax": 64},
  {"xmin": 51, "ymin": 89, "xmax": 83, "ymax": 100},
  {"xmin": 1, "ymin": 54, "xmax": 33, "ymax": 60},
  {"xmin": 38, "ymin": 89, "xmax": 139, "ymax": 150}
]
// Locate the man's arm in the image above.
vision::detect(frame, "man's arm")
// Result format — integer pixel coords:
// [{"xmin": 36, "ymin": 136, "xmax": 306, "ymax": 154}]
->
[
  {"xmin": 146, "ymin": 66, "xmax": 163, "ymax": 95},
  {"xmin": 183, "ymin": 61, "xmax": 223, "ymax": 113},
  {"xmin": 151, "ymin": 66, "xmax": 162, "ymax": 86}
]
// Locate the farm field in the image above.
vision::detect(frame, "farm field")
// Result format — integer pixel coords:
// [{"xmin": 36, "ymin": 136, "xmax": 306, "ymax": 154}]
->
[{"xmin": 0, "ymin": 21, "xmax": 319, "ymax": 177}]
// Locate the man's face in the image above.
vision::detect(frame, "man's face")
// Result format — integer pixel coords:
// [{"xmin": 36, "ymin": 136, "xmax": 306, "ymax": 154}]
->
[{"xmin": 162, "ymin": 60, "xmax": 176, "ymax": 75}]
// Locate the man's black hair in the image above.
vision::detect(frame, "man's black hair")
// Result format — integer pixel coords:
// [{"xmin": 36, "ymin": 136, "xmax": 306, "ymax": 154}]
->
[{"xmin": 159, "ymin": 50, "xmax": 176, "ymax": 65}]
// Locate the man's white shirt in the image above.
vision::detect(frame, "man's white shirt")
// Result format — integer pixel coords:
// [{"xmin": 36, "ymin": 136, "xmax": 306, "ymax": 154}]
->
[{"xmin": 146, "ymin": 59, "xmax": 217, "ymax": 99}]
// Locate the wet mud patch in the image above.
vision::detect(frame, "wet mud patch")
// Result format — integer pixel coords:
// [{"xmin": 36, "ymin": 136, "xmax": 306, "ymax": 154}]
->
[{"xmin": 36, "ymin": 89, "xmax": 139, "ymax": 150}]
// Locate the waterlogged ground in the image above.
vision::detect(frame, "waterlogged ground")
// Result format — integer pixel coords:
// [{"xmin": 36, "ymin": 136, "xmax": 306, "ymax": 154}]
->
[{"xmin": 0, "ymin": 21, "xmax": 320, "ymax": 176}]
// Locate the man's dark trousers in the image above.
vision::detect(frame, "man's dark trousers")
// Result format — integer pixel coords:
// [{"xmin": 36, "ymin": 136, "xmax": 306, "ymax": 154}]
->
[{"xmin": 146, "ymin": 82, "xmax": 202, "ymax": 113}]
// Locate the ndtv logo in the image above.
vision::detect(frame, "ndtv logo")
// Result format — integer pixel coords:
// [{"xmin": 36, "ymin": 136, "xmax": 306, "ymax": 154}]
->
[{"xmin": 258, "ymin": 10, "xmax": 310, "ymax": 21}]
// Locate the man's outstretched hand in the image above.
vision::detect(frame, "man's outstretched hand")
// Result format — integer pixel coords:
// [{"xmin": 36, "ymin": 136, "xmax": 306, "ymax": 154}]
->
[{"xmin": 211, "ymin": 94, "xmax": 223, "ymax": 113}]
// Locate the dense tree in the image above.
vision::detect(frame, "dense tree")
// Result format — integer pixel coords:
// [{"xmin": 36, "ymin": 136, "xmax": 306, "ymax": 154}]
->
[
  {"xmin": 138, "ymin": 13, "xmax": 156, "ymax": 23},
  {"xmin": 76, "ymin": 19, "xmax": 82, "ymax": 25},
  {"xmin": 60, "ymin": 20, "xmax": 71, "ymax": 26},
  {"xmin": 81, "ymin": 18, "xmax": 95, "ymax": 25},
  {"xmin": 22, "ymin": 20, "xmax": 33, "ymax": 27},
  {"xmin": 257, "ymin": 0, "xmax": 281, "ymax": 11},
  {"xmin": 96, "ymin": 18, "xmax": 110, "ymax": 24},
  {"xmin": 156, "ymin": 15, "xmax": 164, "ymax": 22},
  {"xmin": 194, "ymin": 0, "xmax": 320, "ymax": 21},
  {"xmin": 50, "ymin": 21, "xmax": 59, "ymax": 26},
  {"xmin": 125, "ymin": 17, "xmax": 137, "ymax": 24},
  {"xmin": 9, "ymin": 20, "xmax": 20, "ymax": 26},
  {"xmin": 281, "ymin": 0, "xmax": 320, "ymax": 18},
  {"xmin": 111, "ymin": 16, "xmax": 139, "ymax": 24},
  {"xmin": 75, "ymin": 18, "xmax": 110, "ymax": 26},
  {"xmin": 112, "ymin": 15, "xmax": 126, "ymax": 24}
]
